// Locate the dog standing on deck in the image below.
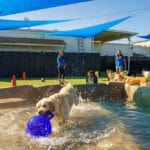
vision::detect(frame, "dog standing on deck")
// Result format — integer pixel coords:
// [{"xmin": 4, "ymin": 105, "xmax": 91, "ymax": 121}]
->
[
  {"xmin": 86, "ymin": 70, "xmax": 98, "ymax": 84},
  {"xmin": 125, "ymin": 71, "xmax": 150, "ymax": 86},
  {"xmin": 107, "ymin": 70, "xmax": 150, "ymax": 86},
  {"xmin": 107, "ymin": 69, "xmax": 128, "ymax": 82},
  {"xmin": 36, "ymin": 82, "xmax": 79, "ymax": 122}
]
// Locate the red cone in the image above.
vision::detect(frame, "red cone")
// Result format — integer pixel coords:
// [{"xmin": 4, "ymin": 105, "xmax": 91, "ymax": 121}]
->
[
  {"xmin": 12, "ymin": 75, "xmax": 16, "ymax": 87},
  {"xmin": 22, "ymin": 72, "xmax": 26, "ymax": 80}
]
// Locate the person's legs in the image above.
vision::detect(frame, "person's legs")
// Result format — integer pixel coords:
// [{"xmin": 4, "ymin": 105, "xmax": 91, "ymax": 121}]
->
[
  {"xmin": 58, "ymin": 68, "xmax": 65, "ymax": 84},
  {"xmin": 61, "ymin": 68, "xmax": 65, "ymax": 79},
  {"xmin": 119, "ymin": 66, "xmax": 123, "ymax": 72},
  {"xmin": 58, "ymin": 68, "xmax": 62, "ymax": 84},
  {"xmin": 116, "ymin": 66, "xmax": 119, "ymax": 73}
]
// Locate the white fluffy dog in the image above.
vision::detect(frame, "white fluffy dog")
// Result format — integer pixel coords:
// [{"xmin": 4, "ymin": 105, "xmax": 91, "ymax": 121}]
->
[{"xmin": 36, "ymin": 83, "xmax": 79, "ymax": 122}]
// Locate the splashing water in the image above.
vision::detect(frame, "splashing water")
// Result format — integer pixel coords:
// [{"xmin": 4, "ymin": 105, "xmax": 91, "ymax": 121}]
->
[{"xmin": 0, "ymin": 101, "xmax": 142, "ymax": 150}]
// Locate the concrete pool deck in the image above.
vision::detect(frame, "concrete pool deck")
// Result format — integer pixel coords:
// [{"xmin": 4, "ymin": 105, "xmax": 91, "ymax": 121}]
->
[{"xmin": 0, "ymin": 82, "xmax": 149, "ymax": 108}]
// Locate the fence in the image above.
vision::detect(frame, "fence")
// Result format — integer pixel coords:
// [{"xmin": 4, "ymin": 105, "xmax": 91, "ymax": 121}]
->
[{"xmin": 0, "ymin": 51, "xmax": 149, "ymax": 78}]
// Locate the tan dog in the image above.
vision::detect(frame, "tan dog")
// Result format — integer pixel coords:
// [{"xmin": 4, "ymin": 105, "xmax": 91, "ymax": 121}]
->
[
  {"xmin": 125, "ymin": 77, "xmax": 147, "ymax": 86},
  {"xmin": 142, "ymin": 71, "xmax": 150, "ymax": 79},
  {"xmin": 125, "ymin": 71, "xmax": 150, "ymax": 86},
  {"xmin": 95, "ymin": 71, "xmax": 99, "ymax": 80},
  {"xmin": 107, "ymin": 70, "xmax": 150, "ymax": 86},
  {"xmin": 107, "ymin": 70, "xmax": 128, "ymax": 82},
  {"xmin": 36, "ymin": 83, "xmax": 79, "ymax": 122}
]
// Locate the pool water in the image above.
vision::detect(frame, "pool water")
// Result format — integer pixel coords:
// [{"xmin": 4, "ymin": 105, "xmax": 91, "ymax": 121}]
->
[
  {"xmin": 0, "ymin": 100, "xmax": 149, "ymax": 150},
  {"xmin": 100, "ymin": 101, "xmax": 150, "ymax": 150}
]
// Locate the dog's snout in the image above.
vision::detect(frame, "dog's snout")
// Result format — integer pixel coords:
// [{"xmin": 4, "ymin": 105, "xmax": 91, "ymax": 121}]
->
[{"xmin": 38, "ymin": 110, "xmax": 44, "ymax": 115}]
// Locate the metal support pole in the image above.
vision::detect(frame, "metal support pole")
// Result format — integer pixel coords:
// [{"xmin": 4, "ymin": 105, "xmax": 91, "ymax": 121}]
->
[
  {"xmin": 92, "ymin": 37, "xmax": 95, "ymax": 53},
  {"xmin": 127, "ymin": 37, "xmax": 132, "ymax": 73}
]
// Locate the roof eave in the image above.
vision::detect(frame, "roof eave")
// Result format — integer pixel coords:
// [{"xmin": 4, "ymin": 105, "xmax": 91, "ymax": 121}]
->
[{"xmin": 94, "ymin": 29, "xmax": 138, "ymax": 43}]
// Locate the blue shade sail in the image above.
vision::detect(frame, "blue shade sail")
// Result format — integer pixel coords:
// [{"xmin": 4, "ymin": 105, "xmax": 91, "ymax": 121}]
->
[
  {"xmin": 138, "ymin": 34, "xmax": 150, "ymax": 40},
  {"xmin": 44, "ymin": 16, "xmax": 131, "ymax": 38},
  {"xmin": 0, "ymin": 0, "xmax": 92, "ymax": 16},
  {"xmin": 0, "ymin": 19, "xmax": 69, "ymax": 30}
]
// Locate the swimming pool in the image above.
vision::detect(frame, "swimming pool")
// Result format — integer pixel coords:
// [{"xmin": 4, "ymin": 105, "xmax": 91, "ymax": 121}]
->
[
  {"xmin": 101, "ymin": 101, "xmax": 150, "ymax": 150},
  {"xmin": 0, "ymin": 100, "xmax": 149, "ymax": 150}
]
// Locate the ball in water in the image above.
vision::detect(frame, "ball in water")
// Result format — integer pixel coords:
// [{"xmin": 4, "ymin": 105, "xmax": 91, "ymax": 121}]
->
[{"xmin": 25, "ymin": 115, "xmax": 52, "ymax": 137}]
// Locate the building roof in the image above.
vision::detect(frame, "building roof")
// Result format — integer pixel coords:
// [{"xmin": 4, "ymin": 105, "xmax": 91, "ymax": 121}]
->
[
  {"xmin": 94, "ymin": 29, "xmax": 137, "ymax": 43},
  {"xmin": 0, "ymin": 28, "xmax": 137, "ymax": 44},
  {"xmin": 0, "ymin": 36, "xmax": 66, "ymax": 46},
  {"xmin": 133, "ymin": 40, "xmax": 150, "ymax": 48},
  {"xmin": 133, "ymin": 40, "xmax": 150, "ymax": 44}
]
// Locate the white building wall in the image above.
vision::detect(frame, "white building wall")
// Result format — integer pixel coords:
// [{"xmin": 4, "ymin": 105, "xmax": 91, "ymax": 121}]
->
[
  {"xmin": 0, "ymin": 30, "xmax": 149, "ymax": 56},
  {"xmin": 48, "ymin": 36, "xmax": 92, "ymax": 53},
  {"xmin": 132, "ymin": 41, "xmax": 150, "ymax": 57},
  {"xmin": 132, "ymin": 46, "xmax": 150, "ymax": 57},
  {"xmin": 0, "ymin": 30, "xmax": 92, "ymax": 53},
  {"xmin": 133, "ymin": 40, "xmax": 150, "ymax": 48},
  {"xmin": 94, "ymin": 43, "xmax": 131, "ymax": 56},
  {"xmin": 94, "ymin": 42, "xmax": 150, "ymax": 57}
]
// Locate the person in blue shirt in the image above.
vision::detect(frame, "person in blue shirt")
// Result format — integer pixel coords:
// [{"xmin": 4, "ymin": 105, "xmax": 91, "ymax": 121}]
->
[
  {"xmin": 115, "ymin": 50, "xmax": 126, "ymax": 73},
  {"xmin": 57, "ymin": 51, "xmax": 65, "ymax": 84}
]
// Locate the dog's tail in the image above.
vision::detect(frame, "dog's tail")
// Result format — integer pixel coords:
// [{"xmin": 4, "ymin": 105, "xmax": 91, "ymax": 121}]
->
[{"xmin": 120, "ymin": 71, "xmax": 128, "ymax": 77}]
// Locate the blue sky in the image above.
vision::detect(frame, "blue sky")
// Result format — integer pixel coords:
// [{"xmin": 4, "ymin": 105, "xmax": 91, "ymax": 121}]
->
[{"xmin": 0, "ymin": 0, "xmax": 150, "ymax": 43}]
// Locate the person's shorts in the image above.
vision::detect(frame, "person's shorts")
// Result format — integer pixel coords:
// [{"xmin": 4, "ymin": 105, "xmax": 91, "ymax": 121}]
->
[{"xmin": 116, "ymin": 66, "xmax": 123, "ymax": 73}]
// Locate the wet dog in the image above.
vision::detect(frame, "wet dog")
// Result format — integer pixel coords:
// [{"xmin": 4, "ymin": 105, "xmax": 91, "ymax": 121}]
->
[{"xmin": 36, "ymin": 82, "xmax": 79, "ymax": 122}]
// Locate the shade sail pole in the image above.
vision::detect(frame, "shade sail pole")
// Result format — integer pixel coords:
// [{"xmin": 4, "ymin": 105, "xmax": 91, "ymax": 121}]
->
[{"xmin": 127, "ymin": 37, "xmax": 132, "ymax": 73}]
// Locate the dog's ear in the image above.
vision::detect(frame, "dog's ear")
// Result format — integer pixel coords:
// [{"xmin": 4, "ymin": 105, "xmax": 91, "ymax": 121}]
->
[
  {"xmin": 48, "ymin": 102, "xmax": 55, "ymax": 112},
  {"xmin": 36, "ymin": 101, "xmax": 41, "ymax": 108}
]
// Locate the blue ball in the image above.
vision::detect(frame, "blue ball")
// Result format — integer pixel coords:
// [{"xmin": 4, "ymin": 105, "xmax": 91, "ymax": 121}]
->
[{"xmin": 25, "ymin": 115, "xmax": 52, "ymax": 137}]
